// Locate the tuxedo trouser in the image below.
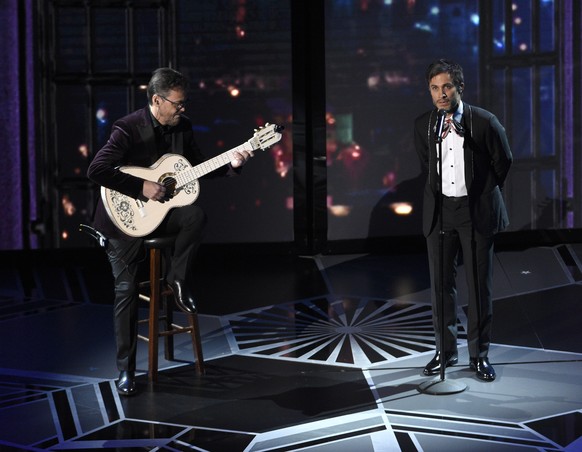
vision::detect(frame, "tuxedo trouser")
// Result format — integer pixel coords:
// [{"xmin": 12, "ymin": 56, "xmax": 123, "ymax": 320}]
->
[
  {"xmin": 426, "ymin": 196, "xmax": 494, "ymax": 358},
  {"xmin": 105, "ymin": 204, "xmax": 206, "ymax": 372}
]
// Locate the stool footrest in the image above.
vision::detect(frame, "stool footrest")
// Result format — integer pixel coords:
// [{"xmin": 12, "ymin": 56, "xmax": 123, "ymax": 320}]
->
[
  {"xmin": 137, "ymin": 334, "xmax": 150, "ymax": 342},
  {"xmin": 138, "ymin": 325, "xmax": 192, "ymax": 339},
  {"xmin": 138, "ymin": 315, "xmax": 170, "ymax": 325},
  {"xmin": 158, "ymin": 325, "xmax": 193, "ymax": 337}
]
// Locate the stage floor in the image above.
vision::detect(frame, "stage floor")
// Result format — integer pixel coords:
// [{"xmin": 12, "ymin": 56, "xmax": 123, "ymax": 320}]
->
[{"xmin": 1, "ymin": 243, "xmax": 582, "ymax": 451}]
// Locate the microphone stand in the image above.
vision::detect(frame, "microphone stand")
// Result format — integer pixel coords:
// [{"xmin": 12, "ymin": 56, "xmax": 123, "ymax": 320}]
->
[{"xmin": 419, "ymin": 110, "xmax": 467, "ymax": 395}]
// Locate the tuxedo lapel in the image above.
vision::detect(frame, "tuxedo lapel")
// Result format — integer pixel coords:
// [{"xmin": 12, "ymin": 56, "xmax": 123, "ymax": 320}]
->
[
  {"xmin": 462, "ymin": 105, "xmax": 474, "ymax": 191},
  {"xmin": 428, "ymin": 110, "xmax": 439, "ymax": 190}
]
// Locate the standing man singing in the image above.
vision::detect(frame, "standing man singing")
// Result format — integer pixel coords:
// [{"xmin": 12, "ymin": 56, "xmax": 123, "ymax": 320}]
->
[
  {"xmin": 414, "ymin": 59, "xmax": 512, "ymax": 381},
  {"xmin": 88, "ymin": 67, "xmax": 253, "ymax": 395}
]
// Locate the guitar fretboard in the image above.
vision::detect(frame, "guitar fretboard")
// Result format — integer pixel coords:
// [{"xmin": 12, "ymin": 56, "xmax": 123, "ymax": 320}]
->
[{"xmin": 174, "ymin": 142, "xmax": 253, "ymax": 188}]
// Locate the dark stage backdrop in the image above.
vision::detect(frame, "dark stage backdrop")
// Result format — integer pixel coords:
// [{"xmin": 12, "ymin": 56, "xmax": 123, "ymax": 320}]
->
[
  {"xmin": 1, "ymin": 0, "xmax": 36, "ymax": 250},
  {"xmin": 173, "ymin": 1, "xmax": 295, "ymax": 244},
  {"xmin": 1, "ymin": 0, "xmax": 577, "ymax": 249},
  {"xmin": 324, "ymin": 0, "xmax": 571, "ymax": 242}
]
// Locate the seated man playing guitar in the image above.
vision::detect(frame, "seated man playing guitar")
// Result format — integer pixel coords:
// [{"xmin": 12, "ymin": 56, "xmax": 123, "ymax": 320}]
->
[{"xmin": 87, "ymin": 67, "xmax": 253, "ymax": 396}]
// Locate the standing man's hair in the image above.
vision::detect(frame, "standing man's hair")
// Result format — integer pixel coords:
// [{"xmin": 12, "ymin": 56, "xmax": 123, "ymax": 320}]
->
[
  {"xmin": 147, "ymin": 68, "xmax": 189, "ymax": 105},
  {"xmin": 425, "ymin": 59, "xmax": 464, "ymax": 92}
]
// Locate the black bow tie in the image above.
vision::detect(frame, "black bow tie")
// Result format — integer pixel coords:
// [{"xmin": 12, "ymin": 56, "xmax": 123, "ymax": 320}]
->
[{"xmin": 441, "ymin": 118, "xmax": 465, "ymax": 138}]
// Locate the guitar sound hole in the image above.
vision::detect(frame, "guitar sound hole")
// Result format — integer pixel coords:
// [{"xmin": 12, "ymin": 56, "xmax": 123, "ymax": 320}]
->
[{"xmin": 162, "ymin": 177, "xmax": 177, "ymax": 199}]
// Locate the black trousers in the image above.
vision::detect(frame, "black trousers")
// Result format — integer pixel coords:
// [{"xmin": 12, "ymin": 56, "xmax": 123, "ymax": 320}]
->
[
  {"xmin": 426, "ymin": 196, "xmax": 494, "ymax": 359},
  {"xmin": 105, "ymin": 204, "xmax": 206, "ymax": 372}
]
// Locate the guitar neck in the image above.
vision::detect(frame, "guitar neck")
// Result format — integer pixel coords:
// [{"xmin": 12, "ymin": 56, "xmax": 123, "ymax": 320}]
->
[{"xmin": 176, "ymin": 141, "xmax": 254, "ymax": 188}]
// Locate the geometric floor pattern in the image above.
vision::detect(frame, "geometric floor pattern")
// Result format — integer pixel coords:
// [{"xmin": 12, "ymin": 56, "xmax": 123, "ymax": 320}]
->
[
  {"xmin": 227, "ymin": 297, "xmax": 466, "ymax": 367},
  {"xmin": 1, "ymin": 243, "xmax": 582, "ymax": 451}
]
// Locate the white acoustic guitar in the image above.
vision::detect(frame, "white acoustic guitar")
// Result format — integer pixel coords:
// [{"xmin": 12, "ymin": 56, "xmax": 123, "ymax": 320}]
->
[{"xmin": 101, "ymin": 123, "xmax": 283, "ymax": 237}]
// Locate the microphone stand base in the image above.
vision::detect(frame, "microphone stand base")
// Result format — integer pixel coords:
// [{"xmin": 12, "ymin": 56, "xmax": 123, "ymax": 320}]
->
[{"xmin": 418, "ymin": 378, "xmax": 467, "ymax": 395}]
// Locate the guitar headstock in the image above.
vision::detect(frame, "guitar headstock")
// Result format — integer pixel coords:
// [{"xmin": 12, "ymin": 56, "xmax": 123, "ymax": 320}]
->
[{"xmin": 249, "ymin": 123, "xmax": 284, "ymax": 151}]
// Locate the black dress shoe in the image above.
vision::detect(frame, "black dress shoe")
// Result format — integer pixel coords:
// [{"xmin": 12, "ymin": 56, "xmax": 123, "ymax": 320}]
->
[
  {"xmin": 168, "ymin": 280, "xmax": 197, "ymax": 313},
  {"xmin": 470, "ymin": 357, "xmax": 496, "ymax": 381},
  {"xmin": 423, "ymin": 351, "xmax": 458, "ymax": 376},
  {"xmin": 116, "ymin": 371, "xmax": 136, "ymax": 396}
]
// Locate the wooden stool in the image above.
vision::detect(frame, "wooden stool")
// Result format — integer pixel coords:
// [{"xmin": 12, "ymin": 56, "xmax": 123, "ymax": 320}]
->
[{"xmin": 136, "ymin": 236, "xmax": 205, "ymax": 382}]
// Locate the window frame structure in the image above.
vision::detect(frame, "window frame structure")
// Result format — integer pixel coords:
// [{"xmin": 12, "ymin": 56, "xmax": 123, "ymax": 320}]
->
[
  {"xmin": 479, "ymin": 0, "xmax": 580, "ymax": 232},
  {"xmin": 36, "ymin": 0, "xmax": 176, "ymax": 247},
  {"xmin": 32, "ymin": 0, "xmax": 582, "ymax": 249}
]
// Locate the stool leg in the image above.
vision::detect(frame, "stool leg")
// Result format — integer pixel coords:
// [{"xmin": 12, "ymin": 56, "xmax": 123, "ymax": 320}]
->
[
  {"xmin": 188, "ymin": 314, "xmax": 205, "ymax": 375},
  {"xmin": 148, "ymin": 248, "xmax": 161, "ymax": 383},
  {"xmin": 164, "ymin": 294, "xmax": 175, "ymax": 361}
]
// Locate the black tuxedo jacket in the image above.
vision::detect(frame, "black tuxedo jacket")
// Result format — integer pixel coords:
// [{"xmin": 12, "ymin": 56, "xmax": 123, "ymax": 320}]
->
[
  {"xmin": 87, "ymin": 106, "xmax": 228, "ymax": 239},
  {"xmin": 414, "ymin": 103, "xmax": 513, "ymax": 237}
]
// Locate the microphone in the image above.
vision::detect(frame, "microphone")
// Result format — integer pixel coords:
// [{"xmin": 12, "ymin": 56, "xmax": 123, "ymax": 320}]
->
[{"xmin": 434, "ymin": 109, "xmax": 447, "ymax": 143}]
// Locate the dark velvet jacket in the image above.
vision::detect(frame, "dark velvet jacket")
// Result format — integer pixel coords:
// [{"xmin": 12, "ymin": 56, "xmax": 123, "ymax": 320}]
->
[
  {"xmin": 87, "ymin": 106, "xmax": 229, "ymax": 239},
  {"xmin": 414, "ymin": 103, "xmax": 513, "ymax": 237}
]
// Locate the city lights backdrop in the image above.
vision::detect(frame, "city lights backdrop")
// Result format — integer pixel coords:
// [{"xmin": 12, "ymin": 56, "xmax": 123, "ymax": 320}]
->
[{"xmin": 2, "ymin": 0, "xmax": 575, "ymax": 249}]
